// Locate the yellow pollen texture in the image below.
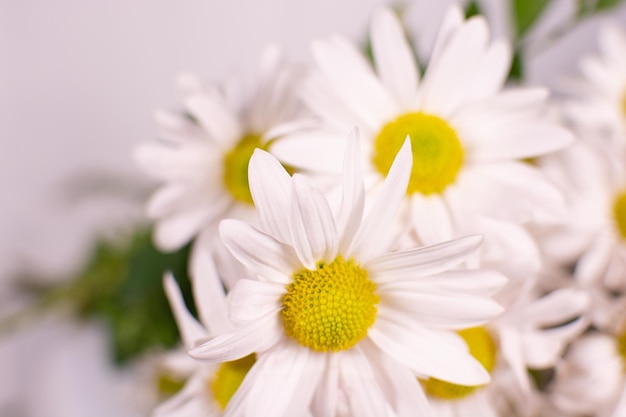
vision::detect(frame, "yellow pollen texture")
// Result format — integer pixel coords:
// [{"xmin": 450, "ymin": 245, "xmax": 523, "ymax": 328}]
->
[
  {"xmin": 613, "ymin": 191, "xmax": 626, "ymax": 240},
  {"xmin": 222, "ymin": 133, "xmax": 264, "ymax": 205},
  {"xmin": 421, "ymin": 327, "xmax": 497, "ymax": 400},
  {"xmin": 280, "ymin": 256, "xmax": 379, "ymax": 352},
  {"xmin": 372, "ymin": 112, "xmax": 464, "ymax": 196},
  {"xmin": 210, "ymin": 354, "xmax": 256, "ymax": 410}
]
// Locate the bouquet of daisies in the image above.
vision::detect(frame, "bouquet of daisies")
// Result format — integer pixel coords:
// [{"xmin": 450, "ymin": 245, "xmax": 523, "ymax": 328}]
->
[{"xmin": 5, "ymin": 2, "xmax": 626, "ymax": 417}]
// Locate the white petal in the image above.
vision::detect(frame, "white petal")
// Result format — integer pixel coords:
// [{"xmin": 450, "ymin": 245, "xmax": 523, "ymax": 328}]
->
[
  {"xmin": 379, "ymin": 288, "xmax": 503, "ymax": 329},
  {"xmin": 339, "ymin": 348, "xmax": 388, "ymax": 417},
  {"xmin": 312, "ymin": 355, "xmax": 339, "ymax": 417},
  {"xmin": 336, "ymin": 128, "xmax": 366, "ymax": 255},
  {"xmin": 463, "ymin": 39, "xmax": 511, "ymax": 101},
  {"xmin": 248, "ymin": 149, "xmax": 293, "ymax": 243},
  {"xmin": 228, "ymin": 279, "xmax": 285, "ymax": 324},
  {"xmin": 312, "ymin": 36, "xmax": 397, "ymax": 131},
  {"xmin": 427, "ymin": 5, "xmax": 464, "ymax": 65},
  {"xmin": 185, "ymin": 91, "xmax": 242, "ymax": 148},
  {"xmin": 359, "ymin": 340, "xmax": 431, "ymax": 417},
  {"xmin": 189, "ymin": 312, "xmax": 282, "ymax": 361},
  {"xmin": 367, "ymin": 234, "xmax": 483, "ymax": 283},
  {"xmin": 245, "ymin": 345, "xmax": 321, "ymax": 417},
  {"xmin": 300, "ymin": 72, "xmax": 359, "ymax": 132},
  {"xmin": 395, "ymin": 269, "xmax": 507, "ymax": 297},
  {"xmin": 371, "ymin": 7, "xmax": 419, "ymax": 107},
  {"xmin": 163, "ymin": 273, "xmax": 208, "ymax": 348},
  {"xmin": 152, "ymin": 373, "xmax": 216, "ymax": 417},
  {"xmin": 268, "ymin": 128, "xmax": 348, "ymax": 174},
  {"xmin": 410, "ymin": 193, "xmax": 454, "ymax": 246},
  {"xmin": 289, "ymin": 175, "xmax": 338, "ymax": 268},
  {"xmin": 369, "ymin": 317, "xmax": 490, "ymax": 385},
  {"xmin": 498, "ymin": 326, "xmax": 531, "ymax": 394},
  {"xmin": 219, "ymin": 219, "xmax": 298, "ymax": 284},
  {"xmin": 469, "ymin": 124, "xmax": 574, "ymax": 162},
  {"xmin": 153, "ymin": 208, "xmax": 212, "ymax": 252},
  {"xmin": 146, "ymin": 184, "xmax": 187, "ymax": 218},
  {"xmin": 421, "ymin": 16, "xmax": 489, "ymax": 116},
  {"xmin": 521, "ymin": 288, "xmax": 589, "ymax": 328},
  {"xmin": 190, "ymin": 244, "xmax": 234, "ymax": 335},
  {"xmin": 349, "ymin": 138, "xmax": 412, "ymax": 262},
  {"xmin": 575, "ymin": 234, "xmax": 613, "ymax": 285}
]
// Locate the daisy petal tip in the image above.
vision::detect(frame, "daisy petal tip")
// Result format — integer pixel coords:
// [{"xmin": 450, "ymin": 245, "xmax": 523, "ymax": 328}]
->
[
  {"xmin": 162, "ymin": 271, "xmax": 177, "ymax": 294},
  {"xmin": 462, "ymin": 233, "xmax": 484, "ymax": 249},
  {"xmin": 398, "ymin": 136, "xmax": 413, "ymax": 161},
  {"xmin": 176, "ymin": 72, "xmax": 202, "ymax": 91}
]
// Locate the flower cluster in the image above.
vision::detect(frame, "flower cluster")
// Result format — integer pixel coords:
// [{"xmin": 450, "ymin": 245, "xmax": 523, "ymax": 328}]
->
[{"xmin": 135, "ymin": 5, "xmax": 626, "ymax": 417}]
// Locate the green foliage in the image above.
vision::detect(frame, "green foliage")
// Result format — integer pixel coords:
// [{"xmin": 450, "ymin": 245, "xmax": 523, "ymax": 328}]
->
[
  {"xmin": 465, "ymin": 0, "xmax": 482, "ymax": 18},
  {"xmin": 508, "ymin": 48, "xmax": 525, "ymax": 82},
  {"xmin": 37, "ymin": 229, "xmax": 195, "ymax": 365},
  {"xmin": 577, "ymin": 0, "xmax": 626, "ymax": 15},
  {"xmin": 512, "ymin": 0, "xmax": 553, "ymax": 38}
]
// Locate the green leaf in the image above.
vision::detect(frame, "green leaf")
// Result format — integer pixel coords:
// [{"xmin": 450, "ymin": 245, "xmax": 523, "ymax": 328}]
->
[
  {"xmin": 512, "ymin": 0, "xmax": 553, "ymax": 38},
  {"xmin": 593, "ymin": 0, "xmax": 625, "ymax": 11},
  {"xmin": 465, "ymin": 0, "xmax": 482, "ymax": 18},
  {"xmin": 32, "ymin": 228, "xmax": 197, "ymax": 365},
  {"xmin": 507, "ymin": 48, "xmax": 525, "ymax": 81}
]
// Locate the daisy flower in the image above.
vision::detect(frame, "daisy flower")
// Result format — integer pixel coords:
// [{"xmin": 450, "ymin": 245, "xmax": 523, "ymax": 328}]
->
[
  {"xmin": 545, "ymin": 332, "xmax": 625, "ymax": 417},
  {"xmin": 189, "ymin": 130, "xmax": 507, "ymax": 417},
  {"xmin": 536, "ymin": 127, "xmax": 626, "ymax": 329},
  {"xmin": 419, "ymin": 278, "xmax": 588, "ymax": 417},
  {"xmin": 560, "ymin": 25, "xmax": 626, "ymax": 140},
  {"xmin": 134, "ymin": 46, "xmax": 309, "ymax": 264},
  {"xmin": 153, "ymin": 250, "xmax": 251, "ymax": 417},
  {"xmin": 271, "ymin": 6, "xmax": 572, "ymax": 256}
]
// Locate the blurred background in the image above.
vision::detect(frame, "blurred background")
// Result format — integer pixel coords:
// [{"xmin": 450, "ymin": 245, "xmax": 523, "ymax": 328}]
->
[{"xmin": 1, "ymin": 0, "xmax": 625, "ymax": 416}]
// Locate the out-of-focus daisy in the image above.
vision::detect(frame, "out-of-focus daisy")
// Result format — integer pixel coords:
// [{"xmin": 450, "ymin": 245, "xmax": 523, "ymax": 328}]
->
[
  {"xmin": 189, "ymin": 130, "xmax": 507, "ymax": 417},
  {"xmin": 419, "ymin": 278, "xmax": 588, "ymax": 417},
  {"xmin": 153, "ymin": 251, "xmax": 250, "ymax": 417},
  {"xmin": 271, "ymin": 6, "xmax": 572, "ymax": 256},
  {"xmin": 545, "ymin": 332, "xmax": 625, "ymax": 417},
  {"xmin": 134, "ymin": 46, "xmax": 309, "ymax": 260},
  {"xmin": 561, "ymin": 25, "xmax": 626, "ymax": 140},
  {"xmin": 537, "ymin": 130, "xmax": 626, "ymax": 328}
]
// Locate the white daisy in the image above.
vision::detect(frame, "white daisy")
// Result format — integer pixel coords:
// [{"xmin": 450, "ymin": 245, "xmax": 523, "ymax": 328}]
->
[
  {"xmin": 536, "ymin": 130, "xmax": 626, "ymax": 329},
  {"xmin": 134, "ymin": 45, "xmax": 309, "ymax": 260},
  {"xmin": 153, "ymin": 250, "xmax": 250, "ymax": 417},
  {"xmin": 545, "ymin": 332, "xmax": 625, "ymax": 417},
  {"xmin": 560, "ymin": 25, "xmax": 626, "ymax": 140},
  {"xmin": 418, "ymin": 279, "xmax": 588, "ymax": 417},
  {"xmin": 189, "ymin": 130, "xmax": 507, "ymax": 417},
  {"xmin": 271, "ymin": 6, "xmax": 572, "ymax": 261}
]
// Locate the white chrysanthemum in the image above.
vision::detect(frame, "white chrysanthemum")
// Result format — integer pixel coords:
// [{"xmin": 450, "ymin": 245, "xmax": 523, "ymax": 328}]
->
[
  {"xmin": 561, "ymin": 25, "xmax": 626, "ymax": 140},
  {"xmin": 154, "ymin": 251, "xmax": 251, "ymax": 417},
  {"xmin": 271, "ymin": 6, "xmax": 572, "ymax": 256},
  {"xmin": 135, "ymin": 46, "xmax": 309, "ymax": 258},
  {"xmin": 420, "ymin": 277, "xmax": 588, "ymax": 417},
  {"xmin": 189, "ymin": 130, "xmax": 507, "ymax": 417},
  {"xmin": 536, "ymin": 132, "xmax": 626, "ymax": 329},
  {"xmin": 545, "ymin": 332, "xmax": 625, "ymax": 417}
]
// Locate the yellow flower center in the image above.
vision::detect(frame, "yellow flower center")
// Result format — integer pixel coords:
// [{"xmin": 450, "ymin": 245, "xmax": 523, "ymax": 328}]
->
[
  {"xmin": 372, "ymin": 112, "xmax": 464, "ymax": 196},
  {"xmin": 281, "ymin": 256, "xmax": 379, "ymax": 352},
  {"xmin": 420, "ymin": 327, "xmax": 497, "ymax": 400},
  {"xmin": 613, "ymin": 191, "xmax": 626, "ymax": 240},
  {"xmin": 222, "ymin": 133, "xmax": 264, "ymax": 205},
  {"xmin": 210, "ymin": 354, "xmax": 256, "ymax": 410}
]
